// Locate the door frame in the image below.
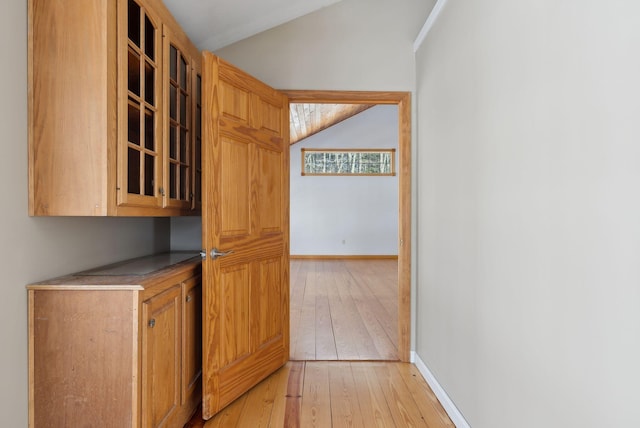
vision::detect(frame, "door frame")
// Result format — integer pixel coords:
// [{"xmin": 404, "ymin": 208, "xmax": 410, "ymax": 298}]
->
[{"xmin": 282, "ymin": 90, "xmax": 411, "ymax": 362}]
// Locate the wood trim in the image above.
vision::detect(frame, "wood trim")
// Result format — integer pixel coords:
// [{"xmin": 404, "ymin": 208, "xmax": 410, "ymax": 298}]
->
[
  {"xmin": 397, "ymin": 93, "xmax": 412, "ymax": 363},
  {"xmin": 283, "ymin": 90, "xmax": 412, "ymax": 362},
  {"xmin": 26, "ymin": 285, "xmax": 144, "ymax": 291},
  {"xmin": 131, "ymin": 292, "xmax": 141, "ymax": 428},
  {"xmin": 290, "ymin": 255, "xmax": 398, "ymax": 260},
  {"xmin": 282, "ymin": 90, "xmax": 409, "ymax": 105},
  {"xmin": 27, "ymin": 291, "xmax": 34, "ymax": 428}
]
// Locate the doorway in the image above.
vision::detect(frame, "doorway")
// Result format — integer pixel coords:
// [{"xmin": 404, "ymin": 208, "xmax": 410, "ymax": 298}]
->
[{"xmin": 283, "ymin": 90, "xmax": 412, "ymax": 362}]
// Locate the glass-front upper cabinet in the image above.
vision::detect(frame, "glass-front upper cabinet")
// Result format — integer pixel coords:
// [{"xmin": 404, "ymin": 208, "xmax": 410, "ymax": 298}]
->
[
  {"xmin": 121, "ymin": 0, "xmax": 163, "ymax": 209},
  {"xmin": 163, "ymin": 25, "xmax": 196, "ymax": 210},
  {"xmin": 28, "ymin": 0, "xmax": 200, "ymax": 216}
]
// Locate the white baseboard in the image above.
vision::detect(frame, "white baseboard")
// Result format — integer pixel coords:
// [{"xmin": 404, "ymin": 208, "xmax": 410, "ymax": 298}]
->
[{"xmin": 412, "ymin": 351, "xmax": 471, "ymax": 428}]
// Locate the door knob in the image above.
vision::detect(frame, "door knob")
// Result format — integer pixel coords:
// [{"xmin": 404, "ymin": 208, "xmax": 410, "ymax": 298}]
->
[{"xmin": 210, "ymin": 248, "xmax": 234, "ymax": 260}]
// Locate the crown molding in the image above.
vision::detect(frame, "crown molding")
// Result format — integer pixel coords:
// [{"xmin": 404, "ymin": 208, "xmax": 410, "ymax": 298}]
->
[{"xmin": 413, "ymin": 0, "xmax": 449, "ymax": 52}]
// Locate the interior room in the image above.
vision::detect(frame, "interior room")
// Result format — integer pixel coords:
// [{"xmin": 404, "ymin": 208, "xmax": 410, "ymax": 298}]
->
[
  {"xmin": 3, "ymin": 0, "xmax": 640, "ymax": 427},
  {"xmin": 288, "ymin": 104, "xmax": 400, "ymax": 361}
]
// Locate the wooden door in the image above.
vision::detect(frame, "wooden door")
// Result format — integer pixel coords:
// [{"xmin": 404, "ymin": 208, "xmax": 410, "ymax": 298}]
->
[{"xmin": 201, "ymin": 52, "xmax": 290, "ymax": 419}]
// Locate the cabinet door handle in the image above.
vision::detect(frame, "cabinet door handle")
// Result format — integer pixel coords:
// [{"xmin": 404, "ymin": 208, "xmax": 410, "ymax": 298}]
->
[
  {"xmin": 186, "ymin": 295, "xmax": 192, "ymax": 303},
  {"xmin": 148, "ymin": 319, "xmax": 156, "ymax": 328}
]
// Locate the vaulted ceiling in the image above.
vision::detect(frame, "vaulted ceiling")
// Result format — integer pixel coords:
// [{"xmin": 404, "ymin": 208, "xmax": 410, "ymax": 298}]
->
[
  {"xmin": 162, "ymin": 0, "xmax": 372, "ymax": 143},
  {"xmin": 290, "ymin": 104, "xmax": 374, "ymax": 145},
  {"xmin": 163, "ymin": 0, "xmax": 343, "ymax": 51}
]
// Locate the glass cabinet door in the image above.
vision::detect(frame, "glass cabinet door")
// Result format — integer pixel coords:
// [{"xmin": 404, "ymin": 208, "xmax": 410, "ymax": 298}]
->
[
  {"xmin": 164, "ymin": 27, "xmax": 193, "ymax": 210},
  {"xmin": 192, "ymin": 72, "xmax": 202, "ymax": 211},
  {"xmin": 121, "ymin": 0, "xmax": 162, "ymax": 208}
]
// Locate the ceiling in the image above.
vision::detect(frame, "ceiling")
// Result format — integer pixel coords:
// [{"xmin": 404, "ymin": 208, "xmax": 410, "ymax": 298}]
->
[
  {"xmin": 162, "ymin": 0, "xmax": 371, "ymax": 143},
  {"xmin": 163, "ymin": 0, "xmax": 343, "ymax": 51},
  {"xmin": 290, "ymin": 104, "xmax": 374, "ymax": 145}
]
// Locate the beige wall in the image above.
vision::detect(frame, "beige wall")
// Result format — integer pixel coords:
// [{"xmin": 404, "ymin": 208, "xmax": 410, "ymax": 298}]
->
[
  {"xmin": 416, "ymin": 0, "xmax": 640, "ymax": 426},
  {"xmin": 212, "ymin": 0, "xmax": 433, "ymax": 90},
  {"xmin": 1, "ymin": 1, "xmax": 170, "ymax": 424}
]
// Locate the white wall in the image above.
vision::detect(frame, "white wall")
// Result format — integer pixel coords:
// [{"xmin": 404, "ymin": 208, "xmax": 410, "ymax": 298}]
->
[
  {"xmin": 1, "ymin": 2, "xmax": 170, "ymax": 424},
  {"xmin": 290, "ymin": 105, "xmax": 398, "ymax": 256},
  {"xmin": 416, "ymin": 1, "xmax": 640, "ymax": 427}
]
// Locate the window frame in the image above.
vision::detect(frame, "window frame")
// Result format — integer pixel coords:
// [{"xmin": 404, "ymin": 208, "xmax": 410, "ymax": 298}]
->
[{"xmin": 301, "ymin": 148, "xmax": 396, "ymax": 176}]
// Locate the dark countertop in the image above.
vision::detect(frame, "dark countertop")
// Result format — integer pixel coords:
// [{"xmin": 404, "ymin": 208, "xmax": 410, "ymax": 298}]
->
[{"xmin": 27, "ymin": 251, "xmax": 202, "ymax": 290}]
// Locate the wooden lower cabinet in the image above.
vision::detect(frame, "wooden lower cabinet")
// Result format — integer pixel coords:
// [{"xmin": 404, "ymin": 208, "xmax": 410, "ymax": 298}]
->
[
  {"xmin": 142, "ymin": 284, "xmax": 182, "ymax": 428},
  {"xmin": 28, "ymin": 255, "xmax": 202, "ymax": 427},
  {"xmin": 181, "ymin": 277, "xmax": 202, "ymax": 408}
]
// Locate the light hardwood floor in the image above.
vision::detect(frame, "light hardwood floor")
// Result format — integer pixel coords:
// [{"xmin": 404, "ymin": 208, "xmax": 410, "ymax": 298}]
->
[
  {"xmin": 186, "ymin": 259, "xmax": 454, "ymax": 427},
  {"xmin": 290, "ymin": 259, "xmax": 399, "ymax": 361},
  {"xmin": 187, "ymin": 361, "xmax": 455, "ymax": 427}
]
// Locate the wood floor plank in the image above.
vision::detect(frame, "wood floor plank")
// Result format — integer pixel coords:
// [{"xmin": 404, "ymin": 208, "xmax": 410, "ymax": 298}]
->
[
  {"xmin": 204, "ymin": 394, "xmax": 248, "ymax": 427},
  {"xmin": 300, "ymin": 362, "xmax": 332, "ymax": 427},
  {"xmin": 342, "ymin": 272, "xmax": 396, "ymax": 359},
  {"xmin": 333, "ymin": 264, "xmax": 385, "ymax": 360},
  {"xmin": 289, "ymin": 260, "xmax": 304, "ymax": 359},
  {"xmin": 355, "ymin": 261, "xmax": 399, "ymax": 327},
  {"xmin": 266, "ymin": 364, "xmax": 291, "ymax": 427},
  {"xmin": 328, "ymin": 362, "xmax": 365, "ymax": 428},
  {"xmin": 293, "ymin": 263, "xmax": 317, "ymax": 360},
  {"xmin": 284, "ymin": 361, "xmax": 305, "ymax": 428},
  {"xmin": 235, "ymin": 371, "xmax": 280, "ymax": 427},
  {"xmin": 374, "ymin": 363, "xmax": 429, "ymax": 427},
  {"xmin": 348, "ymin": 290, "xmax": 397, "ymax": 359},
  {"xmin": 315, "ymin": 267, "xmax": 338, "ymax": 359},
  {"xmin": 353, "ymin": 362, "xmax": 397, "ymax": 427},
  {"xmin": 325, "ymin": 267, "xmax": 361, "ymax": 360},
  {"xmin": 345, "ymin": 262, "xmax": 398, "ymax": 354},
  {"xmin": 290, "ymin": 259, "xmax": 399, "ymax": 361},
  {"xmin": 192, "ymin": 361, "xmax": 455, "ymax": 428},
  {"xmin": 396, "ymin": 363, "xmax": 456, "ymax": 428}
]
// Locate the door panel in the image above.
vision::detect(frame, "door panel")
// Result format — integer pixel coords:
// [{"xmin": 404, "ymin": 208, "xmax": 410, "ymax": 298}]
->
[
  {"xmin": 202, "ymin": 52, "xmax": 290, "ymax": 419},
  {"xmin": 258, "ymin": 147, "xmax": 283, "ymax": 234},
  {"xmin": 256, "ymin": 258, "xmax": 283, "ymax": 344},
  {"xmin": 220, "ymin": 81, "xmax": 250, "ymax": 122},
  {"xmin": 220, "ymin": 137, "xmax": 250, "ymax": 238},
  {"xmin": 256, "ymin": 96, "xmax": 283, "ymax": 134},
  {"xmin": 220, "ymin": 264, "xmax": 251, "ymax": 366}
]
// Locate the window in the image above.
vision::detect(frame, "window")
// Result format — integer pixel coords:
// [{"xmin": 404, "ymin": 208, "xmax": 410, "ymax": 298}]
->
[{"xmin": 301, "ymin": 149, "xmax": 396, "ymax": 176}]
